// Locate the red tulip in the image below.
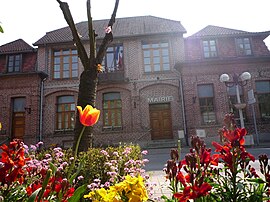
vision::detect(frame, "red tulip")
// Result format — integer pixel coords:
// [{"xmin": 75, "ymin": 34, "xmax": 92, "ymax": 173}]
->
[{"xmin": 77, "ymin": 105, "xmax": 100, "ymax": 126}]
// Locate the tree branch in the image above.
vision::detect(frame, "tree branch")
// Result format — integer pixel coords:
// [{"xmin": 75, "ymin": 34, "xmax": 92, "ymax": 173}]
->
[
  {"xmin": 56, "ymin": 0, "xmax": 89, "ymax": 69},
  {"xmin": 87, "ymin": 0, "xmax": 96, "ymax": 66},
  {"xmin": 96, "ymin": 0, "xmax": 119, "ymax": 64}
]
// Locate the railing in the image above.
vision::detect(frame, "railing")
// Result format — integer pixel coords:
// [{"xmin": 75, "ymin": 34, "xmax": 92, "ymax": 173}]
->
[{"xmin": 98, "ymin": 70, "xmax": 127, "ymax": 83}]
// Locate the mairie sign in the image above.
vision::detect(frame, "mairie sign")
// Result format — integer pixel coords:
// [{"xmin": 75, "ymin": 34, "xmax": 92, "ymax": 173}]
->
[{"xmin": 147, "ymin": 96, "xmax": 173, "ymax": 103}]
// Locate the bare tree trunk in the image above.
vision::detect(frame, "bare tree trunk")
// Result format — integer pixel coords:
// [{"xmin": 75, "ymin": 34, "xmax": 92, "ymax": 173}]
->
[
  {"xmin": 74, "ymin": 68, "xmax": 98, "ymax": 150},
  {"xmin": 56, "ymin": 0, "xmax": 119, "ymax": 151}
]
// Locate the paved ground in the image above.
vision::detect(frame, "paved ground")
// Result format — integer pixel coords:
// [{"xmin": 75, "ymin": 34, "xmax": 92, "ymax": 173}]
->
[{"xmin": 144, "ymin": 145, "xmax": 270, "ymax": 201}]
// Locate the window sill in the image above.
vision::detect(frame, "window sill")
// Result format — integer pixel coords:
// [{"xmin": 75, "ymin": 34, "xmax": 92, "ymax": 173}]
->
[
  {"xmin": 54, "ymin": 129, "xmax": 74, "ymax": 136},
  {"xmin": 201, "ymin": 122, "xmax": 219, "ymax": 127},
  {"xmin": 102, "ymin": 126, "xmax": 123, "ymax": 133},
  {"xmin": 143, "ymin": 70, "xmax": 173, "ymax": 75},
  {"xmin": 52, "ymin": 77, "xmax": 79, "ymax": 81}
]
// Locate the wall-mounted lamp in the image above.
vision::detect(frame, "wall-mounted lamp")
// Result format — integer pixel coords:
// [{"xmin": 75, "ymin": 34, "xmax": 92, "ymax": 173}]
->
[
  {"xmin": 192, "ymin": 96, "xmax": 197, "ymax": 104},
  {"xmin": 24, "ymin": 107, "xmax": 31, "ymax": 114}
]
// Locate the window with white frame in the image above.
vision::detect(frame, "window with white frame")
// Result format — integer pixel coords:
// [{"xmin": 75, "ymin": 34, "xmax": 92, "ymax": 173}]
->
[
  {"xmin": 202, "ymin": 40, "xmax": 217, "ymax": 58},
  {"xmin": 7, "ymin": 54, "xmax": 21, "ymax": 72},
  {"xmin": 236, "ymin": 38, "xmax": 252, "ymax": 56}
]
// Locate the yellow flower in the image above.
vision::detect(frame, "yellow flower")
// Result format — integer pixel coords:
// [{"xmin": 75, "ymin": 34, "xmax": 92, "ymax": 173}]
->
[
  {"xmin": 0, "ymin": 122, "xmax": 2, "ymax": 130},
  {"xmin": 97, "ymin": 63, "xmax": 104, "ymax": 72},
  {"xmin": 84, "ymin": 175, "xmax": 148, "ymax": 202}
]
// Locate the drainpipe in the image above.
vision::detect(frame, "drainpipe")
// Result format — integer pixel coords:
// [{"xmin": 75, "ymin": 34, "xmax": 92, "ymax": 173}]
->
[
  {"xmin": 179, "ymin": 71, "xmax": 189, "ymax": 146},
  {"xmin": 39, "ymin": 77, "xmax": 46, "ymax": 142},
  {"xmin": 38, "ymin": 44, "xmax": 48, "ymax": 142}
]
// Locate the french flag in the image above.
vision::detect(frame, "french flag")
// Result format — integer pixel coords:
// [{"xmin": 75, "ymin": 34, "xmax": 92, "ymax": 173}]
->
[{"xmin": 115, "ymin": 45, "xmax": 122, "ymax": 70}]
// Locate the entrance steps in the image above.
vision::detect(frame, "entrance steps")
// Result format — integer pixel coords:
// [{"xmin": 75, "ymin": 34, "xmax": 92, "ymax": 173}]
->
[{"xmin": 142, "ymin": 139, "xmax": 178, "ymax": 149}]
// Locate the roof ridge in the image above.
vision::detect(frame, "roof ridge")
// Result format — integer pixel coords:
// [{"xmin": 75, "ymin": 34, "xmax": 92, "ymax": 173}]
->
[
  {"xmin": 34, "ymin": 15, "xmax": 186, "ymax": 45},
  {"xmin": 188, "ymin": 25, "xmax": 270, "ymax": 39}
]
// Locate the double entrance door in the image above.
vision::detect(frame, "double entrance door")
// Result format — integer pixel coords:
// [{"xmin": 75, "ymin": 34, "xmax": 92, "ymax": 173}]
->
[{"xmin": 149, "ymin": 103, "xmax": 173, "ymax": 140}]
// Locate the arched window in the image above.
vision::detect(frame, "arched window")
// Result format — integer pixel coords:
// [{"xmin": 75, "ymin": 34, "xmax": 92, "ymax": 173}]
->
[
  {"xmin": 56, "ymin": 95, "xmax": 75, "ymax": 130},
  {"xmin": 102, "ymin": 92, "xmax": 122, "ymax": 129}
]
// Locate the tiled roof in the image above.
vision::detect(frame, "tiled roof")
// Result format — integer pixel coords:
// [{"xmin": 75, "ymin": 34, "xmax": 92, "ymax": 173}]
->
[
  {"xmin": 34, "ymin": 16, "xmax": 186, "ymax": 45},
  {"xmin": 0, "ymin": 39, "xmax": 35, "ymax": 54},
  {"xmin": 187, "ymin": 25, "xmax": 270, "ymax": 39}
]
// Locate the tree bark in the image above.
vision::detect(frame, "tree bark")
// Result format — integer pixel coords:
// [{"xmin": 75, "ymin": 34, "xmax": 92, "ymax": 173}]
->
[
  {"xmin": 57, "ymin": 0, "xmax": 119, "ymax": 151},
  {"xmin": 74, "ymin": 68, "xmax": 98, "ymax": 150}
]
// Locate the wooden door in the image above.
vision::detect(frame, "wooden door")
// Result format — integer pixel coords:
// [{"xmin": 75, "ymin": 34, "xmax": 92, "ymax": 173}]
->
[
  {"xmin": 12, "ymin": 112, "xmax": 25, "ymax": 140},
  {"xmin": 12, "ymin": 97, "xmax": 26, "ymax": 140},
  {"xmin": 149, "ymin": 103, "xmax": 173, "ymax": 140}
]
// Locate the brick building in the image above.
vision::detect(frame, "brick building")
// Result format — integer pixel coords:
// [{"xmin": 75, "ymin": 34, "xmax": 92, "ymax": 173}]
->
[
  {"xmin": 1, "ymin": 19, "xmax": 270, "ymax": 148},
  {"xmin": 178, "ymin": 25, "xmax": 270, "ymax": 145},
  {"xmin": 0, "ymin": 39, "xmax": 47, "ymax": 145},
  {"xmin": 33, "ymin": 16, "xmax": 187, "ymax": 147}
]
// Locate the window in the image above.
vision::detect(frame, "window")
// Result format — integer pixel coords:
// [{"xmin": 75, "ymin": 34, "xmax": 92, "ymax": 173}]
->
[
  {"xmin": 142, "ymin": 41, "xmax": 170, "ymax": 73},
  {"xmin": 202, "ymin": 40, "xmax": 217, "ymax": 58},
  {"xmin": 56, "ymin": 96, "xmax": 75, "ymax": 130},
  {"xmin": 236, "ymin": 38, "xmax": 252, "ymax": 56},
  {"xmin": 13, "ymin": 97, "xmax": 26, "ymax": 112},
  {"xmin": 103, "ymin": 92, "xmax": 122, "ymax": 129},
  {"xmin": 53, "ymin": 49, "xmax": 78, "ymax": 79},
  {"xmin": 198, "ymin": 84, "xmax": 216, "ymax": 123},
  {"xmin": 102, "ymin": 44, "xmax": 123, "ymax": 72},
  {"xmin": 227, "ymin": 85, "xmax": 246, "ymax": 119},
  {"xmin": 7, "ymin": 54, "xmax": 21, "ymax": 72},
  {"xmin": 256, "ymin": 81, "xmax": 270, "ymax": 119}
]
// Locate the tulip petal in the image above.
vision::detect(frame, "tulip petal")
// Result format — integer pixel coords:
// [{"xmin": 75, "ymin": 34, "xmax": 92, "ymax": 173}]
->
[{"xmin": 77, "ymin": 105, "xmax": 100, "ymax": 126}]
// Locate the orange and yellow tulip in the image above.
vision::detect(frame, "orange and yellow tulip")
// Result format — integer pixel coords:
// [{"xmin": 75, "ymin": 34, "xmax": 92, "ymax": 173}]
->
[{"xmin": 77, "ymin": 105, "xmax": 100, "ymax": 126}]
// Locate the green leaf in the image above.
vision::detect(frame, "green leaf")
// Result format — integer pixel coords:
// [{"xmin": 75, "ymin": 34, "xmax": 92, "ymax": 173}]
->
[
  {"xmin": 68, "ymin": 184, "xmax": 87, "ymax": 202},
  {"xmin": 37, "ymin": 169, "xmax": 52, "ymax": 202},
  {"xmin": 27, "ymin": 188, "xmax": 42, "ymax": 202},
  {"xmin": 0, "ymin": 25, "xmax": 3, "ymax": 33},
  {"xmin": 161, "ymin": 195, "xmax": 174, "ymax": 202},
  {"xmin": 69, "ymin": 160, "xmax": 84, "ymax": 184},
  {"xmin": 49, "ymin": 161, "xmax": 57, "ymax": 174},
  {"xmin": 246, "ymin": 178, "xmax": 265, "ymax": 184}
]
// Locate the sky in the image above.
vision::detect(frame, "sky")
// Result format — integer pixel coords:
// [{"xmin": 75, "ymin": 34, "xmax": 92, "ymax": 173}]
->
[{"xmin": 1, "ymin": 0, "xmax": 270, "ymax": 48}]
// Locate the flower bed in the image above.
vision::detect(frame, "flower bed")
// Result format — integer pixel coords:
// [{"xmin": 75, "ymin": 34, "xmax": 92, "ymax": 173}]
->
[
  {"xmin": 163, "ymin": 113, "xmax": 270, "ymax": 202},
  {"xmin": 1, "ymin": 105, "xmax": 269, "ymax": 202}
]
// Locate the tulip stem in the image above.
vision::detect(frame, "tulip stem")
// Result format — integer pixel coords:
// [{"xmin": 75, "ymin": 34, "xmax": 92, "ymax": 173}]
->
[
  {"xmin": 69, "ymin": 126, "xmax": 86, "ymax": 178},
  {"xmin": 74, "ymin": 126, "xmax": 86, "ymax": 159}
]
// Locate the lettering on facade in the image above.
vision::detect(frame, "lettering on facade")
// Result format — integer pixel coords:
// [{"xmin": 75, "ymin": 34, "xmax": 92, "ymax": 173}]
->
[{"xmin": 147, "ymin": 96, "xmax": 174, "ymax": 103}]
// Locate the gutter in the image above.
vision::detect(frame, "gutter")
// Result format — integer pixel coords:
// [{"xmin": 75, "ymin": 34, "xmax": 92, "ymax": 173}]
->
[
  {"xmin": 39, "ymin": 76, "xmax": 46, "ymax": 142},
  {"xmin": 179, "ymin": 75, "xmax": 189, "ymax": 146}
]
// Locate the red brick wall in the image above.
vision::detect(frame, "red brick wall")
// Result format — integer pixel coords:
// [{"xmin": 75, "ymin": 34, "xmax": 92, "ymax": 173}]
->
[
  {"xmin": 182, "ymin": 35, "xmax": 270, "ymax": 145},
  {"xmin": 185, "ymin": 36, "xmax": 270, "ymax": 61},
  {"xmin": 0, "ymin": 74, "xmax": 42, "ymax": 145},
  {"xmin": 22, "ymin": 52, "xmax": 37, "ymax": 72},
  {"xmin": 37, "ymin": 34, "xmax": 186, "ymax": 147}
]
